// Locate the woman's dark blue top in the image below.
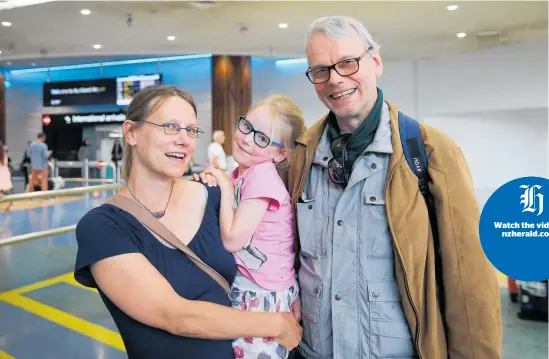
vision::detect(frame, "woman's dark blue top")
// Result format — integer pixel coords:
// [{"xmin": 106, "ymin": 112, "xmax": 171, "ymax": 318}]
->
[{"xmin": 74, "ymin": 184, "xmax": 237, "ymax": 359}]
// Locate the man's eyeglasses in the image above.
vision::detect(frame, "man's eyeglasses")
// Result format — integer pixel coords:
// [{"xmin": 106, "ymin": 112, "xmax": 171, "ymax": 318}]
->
[
  {"xmin": 328, "ymin": 133, "xmax": 351, "ymax": 186},
  {"xmin": 237, "ymin": 117, "xmax": 284, "ymax": 148},
  {"xmin": 305, "ymin": 46, "xmax": 373, "ymax": 84},
  {"xmin": 144, "ymin": 120, "xmax": 204, "ymax": 138}
]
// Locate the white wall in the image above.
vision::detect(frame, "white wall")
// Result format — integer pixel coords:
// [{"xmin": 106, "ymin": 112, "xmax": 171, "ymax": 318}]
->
[
  {"xmin": 417, "ymin": 39, "xmax": 548, "ymax": 117},
  {"xmin": 423, "ymin": 108, "xmax": 548, "ymax": 206}
]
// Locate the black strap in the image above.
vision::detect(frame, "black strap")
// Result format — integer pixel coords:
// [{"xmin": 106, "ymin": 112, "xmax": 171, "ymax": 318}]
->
[{"xmin": 398, "ymin": 111, "xmax": 446, "ymax": 319}]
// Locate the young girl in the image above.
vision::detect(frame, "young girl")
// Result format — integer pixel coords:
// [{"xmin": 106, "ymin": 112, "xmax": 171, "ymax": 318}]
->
[{"xmin": 200, "ymin": 95, "xmax": 306, "ymax": 359}]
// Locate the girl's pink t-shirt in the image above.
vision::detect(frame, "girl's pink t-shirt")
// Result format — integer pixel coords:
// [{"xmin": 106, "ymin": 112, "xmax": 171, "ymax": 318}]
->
[{"xmin": 230, "ymin": 161, "xmax": 296, "ymax": 291}]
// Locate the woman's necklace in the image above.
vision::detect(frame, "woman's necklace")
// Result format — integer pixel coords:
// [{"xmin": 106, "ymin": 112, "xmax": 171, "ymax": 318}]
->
[{"xmin": 127, "ymin": 180, "xmax": 175, "ymax": 219}]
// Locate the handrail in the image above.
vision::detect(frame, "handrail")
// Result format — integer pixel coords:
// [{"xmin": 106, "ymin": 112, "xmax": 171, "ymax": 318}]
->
[
  {"xmin": 52, "ymin": 159, "xmax": 120, "ymax": 182},
  {"xmin": 0, "ymin": 183, "xmax": 125, "ymax": 204},
  {"xmin": 63, "ymin": 178, "xmax": 115, "ymax": 183},
  {"xmin": 0, "ymin": 176, "xmax": 194, "ymax": 246},
  {"xmin": 0, "ymin": 225, "xmax": 76, "ymax": 246}
]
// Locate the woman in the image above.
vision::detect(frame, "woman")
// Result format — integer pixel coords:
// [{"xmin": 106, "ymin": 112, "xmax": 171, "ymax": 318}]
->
[
  {"xmin": 0, "ymin": 141, "xmax": 12, "ymax": 195},
  {"xmin": 74, "ymin": 85, "xmax": 301, "ymax": 359}
]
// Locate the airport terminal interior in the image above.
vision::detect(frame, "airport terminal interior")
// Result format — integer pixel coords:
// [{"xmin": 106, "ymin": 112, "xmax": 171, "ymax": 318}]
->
[{"xmin": 0, "ymin": 1, "xmax": 548, "ymax": 358}]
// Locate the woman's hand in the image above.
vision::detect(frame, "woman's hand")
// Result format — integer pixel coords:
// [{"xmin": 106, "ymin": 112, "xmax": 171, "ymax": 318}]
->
[{"xmin": 274, "ymin": 312, "xmax": 303, "ymax": 351}]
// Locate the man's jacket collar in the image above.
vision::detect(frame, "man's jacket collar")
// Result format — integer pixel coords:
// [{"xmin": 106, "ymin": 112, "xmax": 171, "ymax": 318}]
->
[{"xmin": 295, "ymin": 100, "xmax": 405, "ymax": 173}]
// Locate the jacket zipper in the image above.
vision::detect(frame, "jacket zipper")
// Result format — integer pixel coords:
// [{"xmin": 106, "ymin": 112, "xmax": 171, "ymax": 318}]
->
[
  {"xmin": 385, "ymin": 165, "xmax": 424, "ymax": 359},
  {"xmin": 397, "ymin": 249, "xmax": 423, "ymax": 359},
  {"xmin": 298, "ymin": 146, "xmax": 309, "ymax": 199}
]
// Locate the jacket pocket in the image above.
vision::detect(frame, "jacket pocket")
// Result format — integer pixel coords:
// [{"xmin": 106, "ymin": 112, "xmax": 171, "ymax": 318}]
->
[
  {"xmin": 298, "ymin": 270, "xmax": 322, "ymax": 353},
  {"xmin": 368, "ymin": 280, "xmax": 416, "ymax": 358},
  {"xmin": 296, "ymin": 200, "xmax": 320, "ymax": 260},
  {"xmin": 363, "ymin": 194, "xmax": 393, "ymax": 259}
]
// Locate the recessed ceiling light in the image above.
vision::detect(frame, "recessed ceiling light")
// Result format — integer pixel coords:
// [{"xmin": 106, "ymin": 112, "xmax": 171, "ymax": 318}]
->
[
  {"xmin": 0, "ymin": 50, "xmax": 2, "ymax": 55},
  {"xmin": 92, "ymin": 44, "xmax": 102, "ymax": 50},
  {"xmin": 278, "ymin": 23, "xmax": 288, "ymax": 29},
  {"xmin": 2, "ymin": 21, "xmax": 12, "ymax": 27},
  {"xmin": 167, "ymin": 35, "xmax": 176, "ymax": 41},
  {"xmin": 447, "ymin": 5, "xmax": 458, "ymax": 11},
  {"xmin": 457, "ymin": 32, "xmax": 467, "ymax": 38},
  {"xmin": 81, "ymin": 9, "xmax": 91, "ymax": 15}
]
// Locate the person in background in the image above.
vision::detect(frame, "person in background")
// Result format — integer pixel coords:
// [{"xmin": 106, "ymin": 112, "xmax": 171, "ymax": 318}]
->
[
  {"xmin": 25, "ymin": 132, "xmax": 51, "ymax": 192},
  {"xmin": 0, "ymin": 141, "xmax": 13, "ymax": 195},
  {"xmin": 111, "ymin": 138, "xmax": 124, "ymax": 166},
  {"xmin": 78, "ymin": 138, "xmax": 92, "ymax": 161},
  {"xmin": 20, "ymin": 141, "xmax": 31, "ymax": 187},
  {"xmin": 207, "ymin": 130, "xmax": 227, "ymax": 170}
]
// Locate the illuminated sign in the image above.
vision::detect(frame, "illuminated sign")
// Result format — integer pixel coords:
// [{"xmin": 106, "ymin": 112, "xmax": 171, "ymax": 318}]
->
[
  {"xmin": 43, "ymin": 78, "xmax": 117, "ymax": 107},
  {"xmin": 43, "ymin": 112, "xmax": 126, "ymax": 127}
]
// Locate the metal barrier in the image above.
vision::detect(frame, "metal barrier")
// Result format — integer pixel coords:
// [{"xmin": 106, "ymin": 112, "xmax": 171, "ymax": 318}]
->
[
  {"xmin": 0, "ymin": 225, "xmax": 77, "ymax": 246},
  {"xmin": 0, "ymin": 183, "xmax": 124, "ymax": 204},
  {"xmin": 53, "ymin": 159, "xmax": 119, "ymax": 183},
  {"xmin": 0, "ymin": 173, "xmax": 192, "ymax": 246},
  {"xmin": 0, "ymin": 183, "xmax": 125, "ymax": 246}
]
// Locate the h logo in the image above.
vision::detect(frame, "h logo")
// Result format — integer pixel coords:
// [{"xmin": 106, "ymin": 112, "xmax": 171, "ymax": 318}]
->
[{"xmin": 520, "ymin": 185, "xmax": 544, "ymax": 216}]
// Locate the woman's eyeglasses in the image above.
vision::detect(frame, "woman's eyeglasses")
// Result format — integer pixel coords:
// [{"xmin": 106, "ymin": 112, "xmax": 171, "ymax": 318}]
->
[
  {"xmin": 237, "ymin": 116, "xmax": 284, "ymax": 148},
  {"xmin": 328, "ymin": 133, "xmax": 351, "ymax": 186},
  {"xmin": 144, "ymin": 120, "xmax": 204, "ymax": 138}
]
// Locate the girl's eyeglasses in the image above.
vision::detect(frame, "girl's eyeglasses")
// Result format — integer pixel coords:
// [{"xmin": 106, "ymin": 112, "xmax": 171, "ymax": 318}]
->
[{"xmin": 237, "ymin": 117, "xmax": 284, "ymax": 148}]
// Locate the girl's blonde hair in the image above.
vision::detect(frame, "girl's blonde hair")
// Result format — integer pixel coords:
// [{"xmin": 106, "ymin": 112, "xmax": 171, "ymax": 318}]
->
[{"xmin": 249, "ymin": 95, "xmax": 306, "ymax": 187}]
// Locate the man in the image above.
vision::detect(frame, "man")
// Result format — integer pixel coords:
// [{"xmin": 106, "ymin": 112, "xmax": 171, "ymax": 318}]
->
[
  {"xmin": 288, "ymin": 16, "xmax": 502, "ymax": 359},
  {"xmin": 26, "ymin": 132, "xmax": 52, "ymax": 192},
  {"xmin": 207, "ymin": 130, "xmax": 227, "ymax": 170}
]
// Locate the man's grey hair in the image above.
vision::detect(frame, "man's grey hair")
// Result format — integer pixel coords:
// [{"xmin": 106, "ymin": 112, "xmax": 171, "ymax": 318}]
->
[
  {"xmin": 212, "ymin": 130, "xmax": 225, "ymax": 141},
  {"xmin": 305, "ymin": 15, "xmax": 380, "ymax": 53}
]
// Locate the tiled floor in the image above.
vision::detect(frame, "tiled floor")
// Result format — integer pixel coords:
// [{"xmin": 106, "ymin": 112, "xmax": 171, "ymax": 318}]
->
[{"xmin": 0, "ymin": 193, "xmax": 547, "ymax": 359}]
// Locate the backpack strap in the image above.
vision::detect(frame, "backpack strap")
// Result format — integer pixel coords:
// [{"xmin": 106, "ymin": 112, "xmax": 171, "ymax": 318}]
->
[
  {"xmin": 398, "ymin": 111, "xmax": 430, "ymax": 197},
  {"xmin": 398, "ymin": 111, "xmax": 447, "ymax": 326}
]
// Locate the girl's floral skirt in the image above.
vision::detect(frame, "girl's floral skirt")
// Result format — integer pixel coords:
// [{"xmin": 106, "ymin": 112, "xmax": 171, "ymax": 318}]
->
[{"xmin": 229, "ymin": 273, "xmax": 300, "ymax": 359}]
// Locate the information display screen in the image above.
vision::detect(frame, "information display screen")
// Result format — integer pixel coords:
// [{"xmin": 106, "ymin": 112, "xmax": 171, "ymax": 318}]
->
[{"xmin": 116, "ymin": 74, "xmax": 162, "ymax": 106}]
